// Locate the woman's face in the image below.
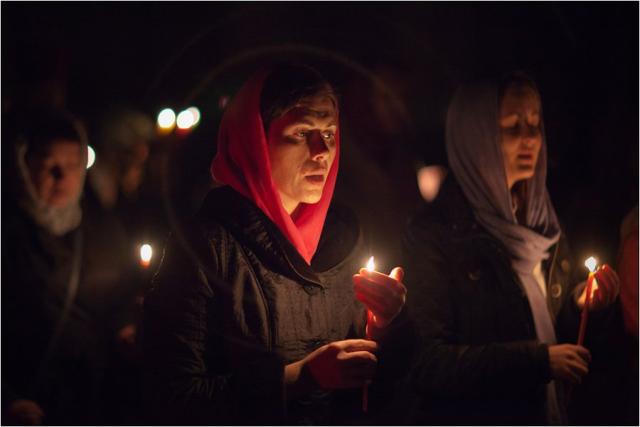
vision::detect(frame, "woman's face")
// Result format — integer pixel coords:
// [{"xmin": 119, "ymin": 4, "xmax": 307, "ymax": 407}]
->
[
  {"xmin": 499, "ymin": 83, "xmax": 542, "ymax": 190},
  {"xmin": 28, "ymin": 139, "xmax": 84, "ymax": 208},
  {"xmin": 267, "ymin": 93, "xmax": 338, "ymax": 215}
]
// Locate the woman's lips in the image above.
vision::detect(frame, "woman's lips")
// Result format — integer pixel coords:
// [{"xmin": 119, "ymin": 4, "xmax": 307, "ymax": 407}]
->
[{"xmin": 305, "ymin": 174, "xmax": 325, "ymax": 185}]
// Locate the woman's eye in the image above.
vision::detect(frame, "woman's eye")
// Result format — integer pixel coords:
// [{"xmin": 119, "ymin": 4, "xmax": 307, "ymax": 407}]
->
[
  {"xmin": 321, "ymin": 131, "xmax": 334, "ymax": 140},
  {"xmin": 294, "ymin": 131, "xmax": 307, "ymax": 138}
]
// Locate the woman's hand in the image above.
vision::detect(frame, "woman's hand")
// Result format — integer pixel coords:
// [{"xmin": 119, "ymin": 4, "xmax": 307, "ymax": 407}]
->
[
  {"xmin": 284, "ymin": 339, "xmax": 378, "ymax": 398},
  {"xmin": 353, "ymin": 267, "xmax": 407, "ymax": 332},
  {"xmin": 548, "ymin": 344, "xmax": 591, "ymax": 384},
  {"xmin": 576, "ymin": 264, "xmax": 620, "ymax": 311}
]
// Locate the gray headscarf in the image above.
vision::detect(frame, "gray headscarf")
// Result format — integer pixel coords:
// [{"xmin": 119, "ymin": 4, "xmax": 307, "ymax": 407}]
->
[{"xmin": 446, "ymin": 78, "xmax": 563, "ymax": 424}]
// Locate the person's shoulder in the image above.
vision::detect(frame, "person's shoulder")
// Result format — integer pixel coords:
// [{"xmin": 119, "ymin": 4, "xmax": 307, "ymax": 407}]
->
[
  {"xmin": 195, "ymin": 186, "xmax": 265, "ymax": 239},
  {"xmin": 405, "ymin": 175, "xmax": 476, "ymax": 254},
  {"xmin": 408, "ymin": 200, "xmax": 446, "ymax": 232},
  {"xmin": 410, "ymin": 173, "xmax": 473, "ymax": 226},
  {"xmin": 190, "ymin": 186, "xmax": 238, "ymax": 234},
  {"xmin": 407, "ymin": 194, "xmax": 451, "ymax": 237}
]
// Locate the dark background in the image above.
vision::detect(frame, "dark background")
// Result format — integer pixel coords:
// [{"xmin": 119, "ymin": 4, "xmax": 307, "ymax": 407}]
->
[{"xmin": 3, "ymin": 2, "xmax": 638, "ymax": 270}]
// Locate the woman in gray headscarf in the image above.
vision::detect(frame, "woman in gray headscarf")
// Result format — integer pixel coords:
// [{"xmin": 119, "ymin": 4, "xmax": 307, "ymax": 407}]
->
[
  {"xmin": 2, "ymin": 110, "xmax": 138, "ymax": 425},
  {"xmin": 403, "ymin": 73, "xmax": 620, "ymax": 425}
]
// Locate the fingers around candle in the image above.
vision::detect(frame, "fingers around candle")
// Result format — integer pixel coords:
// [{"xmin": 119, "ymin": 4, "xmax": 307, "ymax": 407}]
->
[
  {"xmin": 355, "ymin": 291, "xmax": 398, "ymax": 319},
  {"xmin": 358, "ymin": 269, "xmax": 405, "ymax": 289},
  {"xmin": 598, "ymin": 265, "xmax": 620, "ymax": 297},
  {"xmin": 594, "ymin": 271, "xmax": 614, "ymax": 305},
  {"xmin": 389, "ymin": 266, "xmax": 405, "ymax": 282},
  {"xmin": 354, "ymin": 276, "xmax": 403, "ymax": 300},
  {"xmin": 591, "ymin": 287, "xmax": 602, "ymax": 309},
  {"xmin": 355, "ymin": 292, "xmax": 388, "ymax": 315}
]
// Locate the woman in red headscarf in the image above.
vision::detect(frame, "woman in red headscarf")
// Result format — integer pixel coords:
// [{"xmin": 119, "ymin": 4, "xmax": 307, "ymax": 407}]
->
[{"xmin": 143, "ymin": 64, "xmax": 408, "ymax": 425}]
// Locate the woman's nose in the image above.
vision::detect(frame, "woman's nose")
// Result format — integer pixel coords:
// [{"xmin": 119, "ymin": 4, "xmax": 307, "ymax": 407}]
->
[
  {"xmin": 308, "ymin": 131, "xmax": 330, "ymax": 159},
  {"xmin": 521, "ymin": 125, "xmax": 539, "ymax": 145},
  {"xmin": 51, "ymin": 166, "xmax": 64, "ymax": 180}
]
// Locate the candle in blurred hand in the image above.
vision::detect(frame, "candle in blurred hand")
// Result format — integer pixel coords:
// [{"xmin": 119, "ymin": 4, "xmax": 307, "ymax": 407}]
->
[
  {"xmin": 577, "ymin": 256, "xmax": 597, "ymax": 346},
  {"xmin": 362, "ymin": 256, "xmax": 375, "ymax": 413}
]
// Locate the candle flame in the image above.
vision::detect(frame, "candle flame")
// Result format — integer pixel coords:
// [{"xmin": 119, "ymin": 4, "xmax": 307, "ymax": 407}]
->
[
  {"xmin": 365, "ymin": 256, "xmax": 375, "ymax": 272},
  {"xmin": 140, "ymin": 244, "xmax": 153, "ymax": 264},
  {"xmin": 584, "ymin": 256, "xmax": 597, "ymax": 273}
]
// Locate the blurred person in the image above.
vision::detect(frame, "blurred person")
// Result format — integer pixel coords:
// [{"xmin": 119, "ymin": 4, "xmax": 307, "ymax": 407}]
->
[
  {"xmin": 142, "ymin": 64, "xmax": 409, "ymax": 425},
  {"xmin": 617, "ymin": 206, "xmax": 638, "ymax": 338},
  {"xmin": 88, "ymin": 108, "xmax": 154, "ymax": 211},
  {"xmin": 617, "ymin": 206, "xmax": 639, "ymax": 425},
  {"xmin": 566, "ymin": 205, "xmax": 638, "ymax": 426},
  {"xmin": 403, "ymin": 73, "xmax": 621, "ymax": 425},
  {"xmin": 86, "ymin": 108, "xmax": 165, "ymax": 251},
  {"xmin": 1, "ymin": 110, "xmax": 138, "ymax": 425}
]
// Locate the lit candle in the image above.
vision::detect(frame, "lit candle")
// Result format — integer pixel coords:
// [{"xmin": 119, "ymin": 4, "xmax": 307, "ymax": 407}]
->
[
  {"xmin": 577, "ymin": 256, "xmax": 598, "ymax": 346},
  {"xmin": 366, "ymin": 256, "xmax": 375, "ymax": 273},
  {"xmin": 362, "ymin": 256, "xmax": 375, "ymax": 413},
  {"xmin": 140, "ymin": 243, "xmax": 153, "ymax": 268}
]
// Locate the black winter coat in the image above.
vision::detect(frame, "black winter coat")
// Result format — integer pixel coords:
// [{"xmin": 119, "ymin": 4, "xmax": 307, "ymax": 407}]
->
[
  {"xmin": 403, "ymin": 176, "xmax": 601, "ymax": 425},
  {"xmin": 1, "ymin": 201, "xmax": 136, "ymax": 425},
  {"xmin": 143, "ymin": 186, "xmax": 373, "ymax": 425}
]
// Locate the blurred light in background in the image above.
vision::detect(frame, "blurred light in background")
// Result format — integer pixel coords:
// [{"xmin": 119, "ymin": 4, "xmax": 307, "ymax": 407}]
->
[
  {"xmin": 187, "ymin": 107, "xmax": 201, "ymax": 126},
  {"xmin": 417, "ymin": 165, "xmax": 448, "ymax": 202},
  {"xmin": 87, "ymin": 145, "xmax": 96, "ymax": 169},
  {"xmin": 140, "ymin": 243, "xmax": 153, "ymax": 268},
  {"xmin": 176, "ymin": 109, "xmax": 195, "ymax": 130},
  {"xmin": 157, "ymin": 108, "xmax": 176, "ymax": 130}
]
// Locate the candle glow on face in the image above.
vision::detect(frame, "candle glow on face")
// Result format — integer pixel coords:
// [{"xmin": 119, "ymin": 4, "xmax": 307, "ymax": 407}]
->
[
  {"xmin": 365, "ymin": 256, "xmax": 375, "ymax": 272},
  {"xmin": 584, "ymin": 256, "xmax": 597, "ymax": 273}
]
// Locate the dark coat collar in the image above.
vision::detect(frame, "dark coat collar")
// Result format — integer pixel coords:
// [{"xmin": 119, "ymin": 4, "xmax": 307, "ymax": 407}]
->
[{"xmin": 198, "ymin": 186, "xmax": 360, "ymax": 287}]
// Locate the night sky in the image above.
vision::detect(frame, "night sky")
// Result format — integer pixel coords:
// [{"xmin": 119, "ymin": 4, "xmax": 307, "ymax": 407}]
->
[{"xmin": 3, "ymin": 2, "xmax": 638, "ymax": 269}]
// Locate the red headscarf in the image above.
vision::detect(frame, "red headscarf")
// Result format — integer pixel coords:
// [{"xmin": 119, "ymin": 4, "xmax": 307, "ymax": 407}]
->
[{"xmin": 211, "ymin": 69, "xmax": 340, "ymax": 265}]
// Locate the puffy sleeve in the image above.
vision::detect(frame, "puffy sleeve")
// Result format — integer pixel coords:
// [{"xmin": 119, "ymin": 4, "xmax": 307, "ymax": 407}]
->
[{"xmin": 142, "ymin": 228, "xmax": 286, "ymax": 425}]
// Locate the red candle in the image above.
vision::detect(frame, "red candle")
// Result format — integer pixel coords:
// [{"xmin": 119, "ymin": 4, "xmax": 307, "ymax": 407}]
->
[
  {"xmin": 577, "ymin": 256, "xmax": 598, "ymax": 346},
  {"xmin": 362, "ymin": 257, "xmax": 375, "ymax": 413},
  {"xmin": 577, "ymin": 272, "xmax": 595, "ymax": 346}
]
